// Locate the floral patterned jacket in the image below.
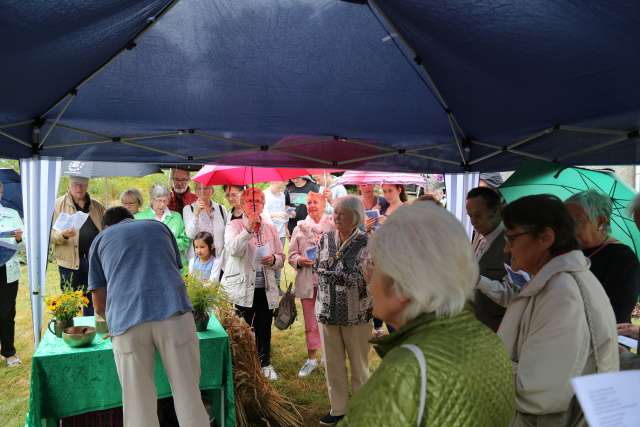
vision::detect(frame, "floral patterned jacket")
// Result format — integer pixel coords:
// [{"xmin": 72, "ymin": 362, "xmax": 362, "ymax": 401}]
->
[{"xmin": 315, "ymin": 228, "xmax": 371, "ymax": 326}]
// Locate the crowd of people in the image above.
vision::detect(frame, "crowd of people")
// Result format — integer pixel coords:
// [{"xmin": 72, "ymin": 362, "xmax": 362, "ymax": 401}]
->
[{"xmin": 1, "ymin": 166, "xmax": 638, "ymax": 426}]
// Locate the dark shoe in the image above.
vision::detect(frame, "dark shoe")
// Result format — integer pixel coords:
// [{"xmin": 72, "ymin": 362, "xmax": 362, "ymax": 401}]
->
[{"xmin": 319, "ymin": 413, "xmax": 344, "ymax": 426}]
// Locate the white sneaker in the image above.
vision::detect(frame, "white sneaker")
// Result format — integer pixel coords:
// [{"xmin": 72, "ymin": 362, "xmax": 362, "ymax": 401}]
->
[
  {"xmin": 6, "ymin": 355, "xmax": 21, "ymax": 367},
  {"xmin": 298, "ymin": 358, "xmax": 319, "ymax": 378},
  {"xmin": 261, "ymin": 365, "xmax": 278, "ymax": 381}
]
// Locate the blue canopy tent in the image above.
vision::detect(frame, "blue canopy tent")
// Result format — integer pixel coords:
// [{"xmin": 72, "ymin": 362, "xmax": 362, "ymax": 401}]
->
[
  {"xmin": 2, "ymin": 0, "xmax": 640, "ymax": 343},
  {"xmin": 2, "ymin": 1, "xmax": 640, "ymax": 171}
]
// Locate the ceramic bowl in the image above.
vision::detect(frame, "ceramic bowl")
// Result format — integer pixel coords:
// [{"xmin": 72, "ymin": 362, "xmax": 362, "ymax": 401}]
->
[{"xmin": 62, "ymin": 326, "xmax": 96, "ymax": 348}]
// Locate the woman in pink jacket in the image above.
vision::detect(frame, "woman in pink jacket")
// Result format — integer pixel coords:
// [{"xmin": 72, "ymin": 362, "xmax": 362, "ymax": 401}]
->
[{"xmin": 288, "ymin": 192, "xmax": 334, "ymax": 378}]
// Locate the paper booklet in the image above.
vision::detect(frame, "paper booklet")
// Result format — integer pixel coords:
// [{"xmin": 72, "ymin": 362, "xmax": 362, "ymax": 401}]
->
[
  {"xmin": 571, "ymin": 370, "xmax": 640, "ymax": 427},
  {"xmin": 53, "ymin": 211, "xmax": 89, "ymax": 231},
  {"xmin": 618, "ymin": 335, "xmax": 638, "ymax": 349}
]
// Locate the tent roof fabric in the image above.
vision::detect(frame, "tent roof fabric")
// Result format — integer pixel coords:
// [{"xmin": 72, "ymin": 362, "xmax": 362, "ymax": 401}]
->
[{"xmin": 2, "ymin": 1, "xmax": 640, "ymax": 172}]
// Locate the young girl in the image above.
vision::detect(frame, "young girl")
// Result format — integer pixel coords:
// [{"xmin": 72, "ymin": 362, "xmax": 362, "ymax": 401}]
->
[
  {"xmin": 379, "ymin": 184, "xmax": 407, "ymax": 220},
  {"xmin": 189, "ymin": 231, "xmax": 222, "ymax": 282}
]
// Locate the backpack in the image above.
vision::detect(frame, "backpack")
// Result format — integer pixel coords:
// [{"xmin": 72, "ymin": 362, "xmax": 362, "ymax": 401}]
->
[{"xmin": 274, "ymin": 282, "xmax": 297, "ymax": 330}]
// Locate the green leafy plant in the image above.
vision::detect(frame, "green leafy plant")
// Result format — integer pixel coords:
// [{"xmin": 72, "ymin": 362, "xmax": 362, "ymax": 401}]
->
[{"xmin": 183, "ymin": 274, "xmax": 229, "ymax": 313}]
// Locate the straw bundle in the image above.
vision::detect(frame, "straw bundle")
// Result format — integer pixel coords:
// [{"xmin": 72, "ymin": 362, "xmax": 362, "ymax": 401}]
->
[{"xmin": 218, "ymin": 308, "xmax": 303, "ymax": 427}]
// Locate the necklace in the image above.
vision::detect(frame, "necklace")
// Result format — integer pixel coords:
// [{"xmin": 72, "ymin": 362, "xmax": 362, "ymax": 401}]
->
[{"xmin": 587, "ymin": 237, "xmax": 614, "ymax": 259}]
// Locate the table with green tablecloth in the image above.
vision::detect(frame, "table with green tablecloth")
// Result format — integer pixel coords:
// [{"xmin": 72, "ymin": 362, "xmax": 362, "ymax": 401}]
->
[{"xmin": 26, "ymin": 314, "xmax": 235, "ymax": 427}]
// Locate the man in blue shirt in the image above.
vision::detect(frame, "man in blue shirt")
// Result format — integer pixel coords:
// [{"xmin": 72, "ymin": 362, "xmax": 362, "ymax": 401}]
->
[{"xmin": 89, "ymin": 206, "xmax": 209, "ymax": 427}]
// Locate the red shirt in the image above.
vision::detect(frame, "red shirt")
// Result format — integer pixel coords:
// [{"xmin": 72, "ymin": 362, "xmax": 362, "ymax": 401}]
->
[{"xmin": 167, "ymin": 188, "xmax": 198, "ymax": 215}]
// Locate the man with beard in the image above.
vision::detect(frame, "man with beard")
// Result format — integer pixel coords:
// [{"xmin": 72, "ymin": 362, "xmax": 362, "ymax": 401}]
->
[{"xmin": 167, "ymin": 168, "xmax": 197, "ymax": 215}]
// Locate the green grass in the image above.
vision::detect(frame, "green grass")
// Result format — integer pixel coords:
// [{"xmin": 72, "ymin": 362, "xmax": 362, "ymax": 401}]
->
[
  {"xmin": 0, "ymin": 257, "xmax": 381, "ymax": 426},
  {"xmin": 0, "ymin": 263, "xmax": 59, "ymax": 427}
]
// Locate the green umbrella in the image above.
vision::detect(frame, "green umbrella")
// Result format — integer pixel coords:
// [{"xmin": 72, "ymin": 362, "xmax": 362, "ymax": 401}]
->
[{"xmin": 499, "ymin": 160, "xmax": 640, "ymax": 257}]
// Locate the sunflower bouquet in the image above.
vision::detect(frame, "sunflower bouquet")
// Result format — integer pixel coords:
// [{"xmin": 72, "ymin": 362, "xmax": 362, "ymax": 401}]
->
[{"xmin": 46, "ymin": 287, "xmax": 89, "ymax": 321}]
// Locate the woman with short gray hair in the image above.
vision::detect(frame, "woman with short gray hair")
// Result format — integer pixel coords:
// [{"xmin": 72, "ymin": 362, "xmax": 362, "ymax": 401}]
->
[
  {"xmin": 339, "ymin": 202, "xmax": 515, "ymax": 427},
  {"xmin": 314, "ymin": 195, "xmax": 371, "ymax": 426},
  {"xmin": 135, "ymin": 183, "xmax": 190, "ymax": 268},
  {"xmin": 119, "ymin": 188, "xmax": 143, "ymax": 214},
  {"xmin": 565, "ymin": 189, "xmax": 639, "ymax": 322}
]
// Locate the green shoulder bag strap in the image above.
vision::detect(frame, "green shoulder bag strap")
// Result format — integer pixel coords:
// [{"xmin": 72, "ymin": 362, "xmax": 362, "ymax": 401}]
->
[{"xmin": 401, "ymin": 344, "xmax": 428, "ymax": 427}]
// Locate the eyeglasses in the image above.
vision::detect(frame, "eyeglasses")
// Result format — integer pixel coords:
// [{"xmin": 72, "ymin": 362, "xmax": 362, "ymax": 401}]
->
[
  {"xmin": 504, "ymin": 231, "xmax": 529, "ymax": 244},
  {"xmin": 172, "ymin": 178, "xmax": 189, "ymax": 183}
]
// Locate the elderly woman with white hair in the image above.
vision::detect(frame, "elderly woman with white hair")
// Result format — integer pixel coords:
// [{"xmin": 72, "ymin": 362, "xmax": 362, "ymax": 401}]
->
[
  {"xmin": 339, "ymin": 202, "xmax": 515, "ymax": 427},
  {"xmin": 565, "ymin": 189, "xmax": 639, "ymax": 323},
  {"xmin": 314, "ymin": 195, "xmax": 372, "ymax": 426},
  {"xmin": 135, "ymin": 183, "xmax": 190, "ymax": 267}
]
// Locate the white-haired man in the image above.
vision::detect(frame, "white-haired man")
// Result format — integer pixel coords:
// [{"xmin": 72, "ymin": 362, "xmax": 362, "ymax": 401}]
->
[{"xmin": 167, "ymin": 168, "xmax": 197, "ymax": 215}]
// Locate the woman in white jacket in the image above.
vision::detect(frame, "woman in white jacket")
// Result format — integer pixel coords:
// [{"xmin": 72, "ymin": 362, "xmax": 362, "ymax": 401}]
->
[
  {"xmin": 477, "ymin": 194, "xmax": 618, "ymax": 427},
  {"xmin": 0, "ymin": 182, "xmax": 24, "ymax": 367},
  {"xmin": 221, "ymin": 187, "xmax": 284, "ymax": 380}
]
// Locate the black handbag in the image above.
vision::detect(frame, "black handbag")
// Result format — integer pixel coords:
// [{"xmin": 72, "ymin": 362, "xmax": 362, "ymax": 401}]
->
[{"xmin": 274, "ymin": 282, "xmax": 297, "ymax": 330}]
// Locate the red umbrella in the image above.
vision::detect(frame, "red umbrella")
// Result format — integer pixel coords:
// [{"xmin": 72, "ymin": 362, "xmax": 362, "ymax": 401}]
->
[{"xmin": 192, "ymin": 164, "xmax": 311, "ymax": 186}]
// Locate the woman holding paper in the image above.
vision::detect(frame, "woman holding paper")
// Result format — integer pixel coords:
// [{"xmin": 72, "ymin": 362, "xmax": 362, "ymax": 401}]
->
[
  {"xmin": 51, "ymin": 175, "xmax": 104, "ymax": 316},
  {"xmin": 477, "ymin": 195, "xmax": 619, "ymax": 426},
  {"xmin": 0, "ymin": 182, "xmax": 24, "ymax": 367},
  {"xmin": 288, "ymin": 192, "xmax": 334, "ymax": 378},
  {"xmin": 221, "ymin": 187, "xmax": 284, "ymax": 381}
]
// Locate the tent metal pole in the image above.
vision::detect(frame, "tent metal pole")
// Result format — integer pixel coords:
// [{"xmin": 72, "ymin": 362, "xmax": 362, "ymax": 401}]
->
[
  {"xmin": 508, "ymin": 149, "xmax": 551, "ymax": 162},
  {"xmin": 407, "ymin": 143, "xmax": 453, "ymax": 153},
  {"xmin": 365, "ymin": 0, "xmax": 469, "ymax": 160},
  {"xmin": 559, "ymin": 126, "xmax": 627, "ymax": 136},
  {"xmin": 340, "ymin": 138, "xmax": 395, "ymax": 154},
  {"xmin": 507, "ymin": 127, "xmax": 554, "ymax": 150},
  {"xmin": 39, "ymin": 93, "xmax": 76, "ymax": 149},
  {"xmin": 337, "ymin": 152, "xmax": 400, "ymax": 165},
  {"xmin": 365, "ymin": 0, "xmax": 454, "ymax": 113},
  {"xmin": 447, "ymin": 114, "xmax": 467, "ymax": 163},
  {"xmin": 119, "ymin": 132, "xmax": 185, "ymax": 143},
  {"xmin": 0, "ymin": 129, "xmax": 32, "ymax": 148},
  {"xmin": 0, "ymin": 119, "xmax": 34, "ymax": 129},
  {"xmin": 43, "ymin": 139, "xmax": 114, "ymax": 150},
  {"xmin": 467, "ymin": 127, "xmax": 554, "ymax": 166},
  {"xmin": 118, "ymin": 139, "xmax": 189, "ymax": 160},
  {"xmin": 44, "ymin": 131, "xmax": 184, "ymax": 150},
  {"xmin": 470, "ymin": 140, "xmax": 500, "ymax": 149},
  {"xmin": 38, "ymin": 0, "xmax": 180, "ymax": 119},
  {"xmin": 557, "ymin": 134, "xmax": 632, "ymax": 161},
  {"xmin": 48, "ymin": 122, "xmax": 111, "ymax": 139},
  {"xmin": 468, "ymin": 151, "xmax": 501, "ymax": 166}
]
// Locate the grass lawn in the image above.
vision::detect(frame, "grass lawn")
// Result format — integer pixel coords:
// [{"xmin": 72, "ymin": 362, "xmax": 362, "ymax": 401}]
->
[{"xmin": 0, "ymin": 259, "xmax": 381, "ymax": 427}]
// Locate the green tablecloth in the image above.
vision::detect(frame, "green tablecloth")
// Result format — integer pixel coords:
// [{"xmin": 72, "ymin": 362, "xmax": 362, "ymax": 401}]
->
[{"xmin": 26, "ymin": 315, "xmax": 235, "ymax": 427}]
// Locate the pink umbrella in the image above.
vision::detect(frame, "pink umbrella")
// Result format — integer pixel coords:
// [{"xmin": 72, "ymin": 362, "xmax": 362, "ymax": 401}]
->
[
  {"xmin": 335, "ymin": 170, "xmax": 427, "ymax": 187},
  {"xmin": 192, "ymin": 164, "xmax": 311, "ymax": 186}
]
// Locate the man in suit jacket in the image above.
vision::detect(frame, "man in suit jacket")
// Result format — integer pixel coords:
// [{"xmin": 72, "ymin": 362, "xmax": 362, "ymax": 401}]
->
[{"xmin": 466, "ymin": 187, "xmax": 508, "ymax": 331}]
